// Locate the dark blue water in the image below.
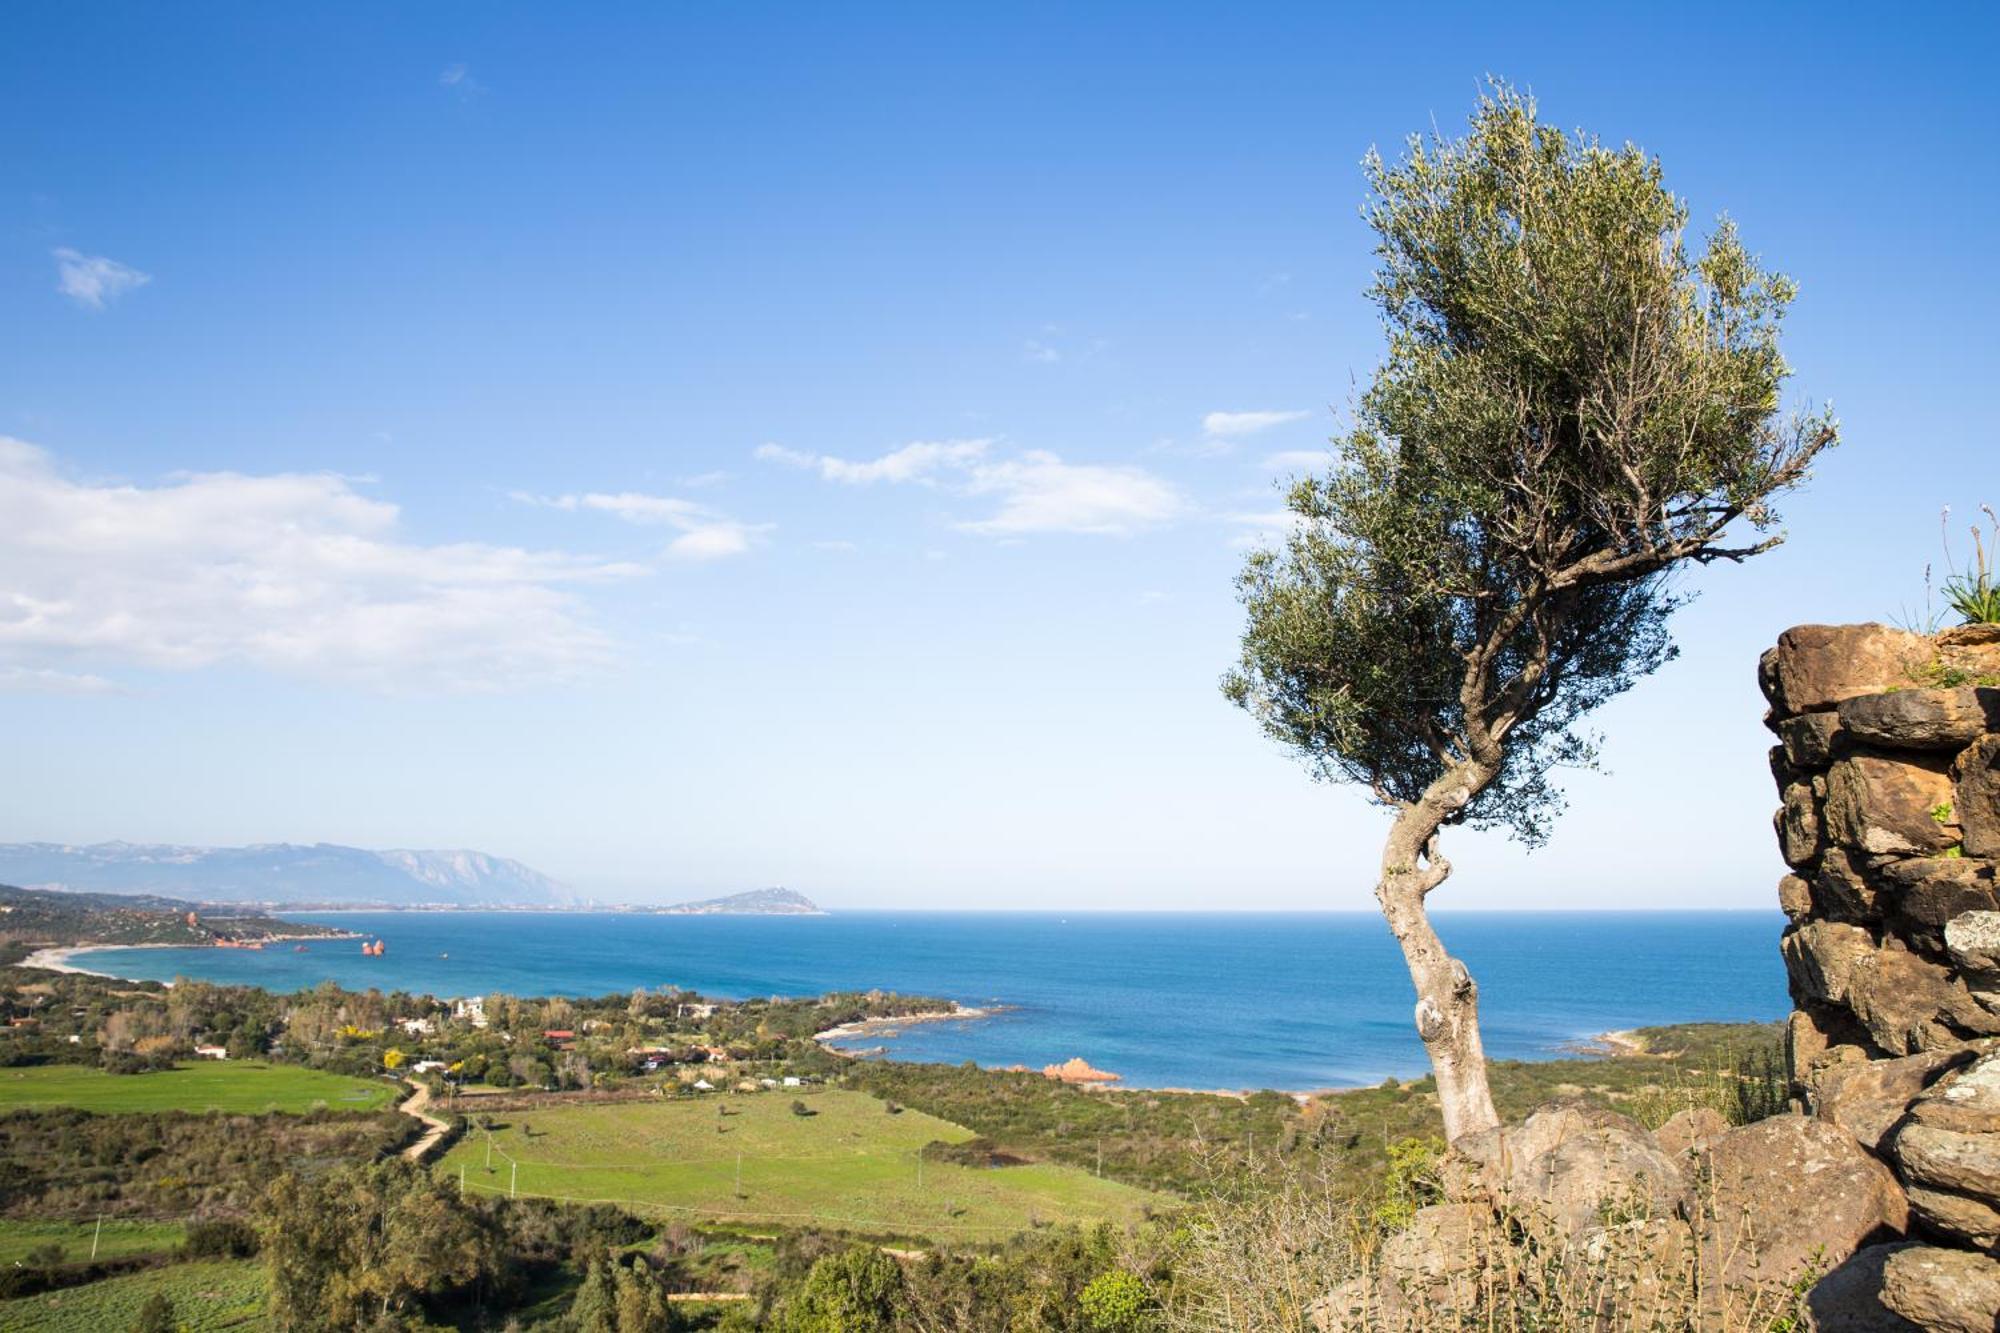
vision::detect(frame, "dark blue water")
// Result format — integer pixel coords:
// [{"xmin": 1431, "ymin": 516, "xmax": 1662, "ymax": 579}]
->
[{"xmin": 72, "ymin": 911, "xmax": 1788, "ymax": 1091}]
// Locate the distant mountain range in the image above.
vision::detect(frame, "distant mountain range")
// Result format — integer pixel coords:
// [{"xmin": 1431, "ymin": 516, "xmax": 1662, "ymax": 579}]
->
[
  {"xmin": 649, "ymin": 887, "xmax": 825, "ymax": 916},
  {"xmin": 0, "ymin": 841, "xmax": 575, "ymax": 908}
]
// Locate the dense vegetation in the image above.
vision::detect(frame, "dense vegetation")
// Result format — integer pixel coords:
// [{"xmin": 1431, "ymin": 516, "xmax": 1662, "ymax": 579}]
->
[{"xmin": 0, "ymin": 881, "xmax": 343, "ymax": 957}]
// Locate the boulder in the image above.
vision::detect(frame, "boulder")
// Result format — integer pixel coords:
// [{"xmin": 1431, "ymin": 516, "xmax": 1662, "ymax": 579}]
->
[
  {"xmin": 1879, "ymin": 1245, "xmax": 2000, "ymax": 1333},
  {"xmin": 1452, "ymin": 1101, "xmax": 1684, "ymax": 1236},
  {"xmin": 1839, "ymin": 687, "xmax": 2000, "ymax": 752},
  {"xmin": 1902, "ymin": 1182, "xmax": 2000, "ymax": 1251},
  {"xmin": 1779, "ymin": 873, "xmax": 1813, "ymax": 920},
  {"xmin": 1939, "ymin": 623, "xmax": 2000, "ymax": 683},
  {"xmin": 1784, "ymin": 921, "xmax": 1878, "ymax": 1008},
  {"xmin": 1882, "ymin": 856, "xmax": 2000, "ymax": 931},
  {"xmin": 1848, "ymin": 946, "xmax": 2000, "ymax": 1055},
  {"xmin": 1817, "ymin": 847, "xmax": 1887, "ymax": 923},
  {"xmin": 1958, "ymin": 736, "xmax": 2000, "ymax": 859},
  {"xmin": 1815, "ymin": 1047, "xmax": 1975, "ymax": 1153},
  {"xmin": 1908, "ymin": 1050, "xmax": 2000, "ymax": 1135},
  {"xmin": 1764, "ymin": 624, "xmax": 1926, "ymax": 715},
  {"xmin": 1807, "ymin": 1243, "xmax": 1925, "ymax": 1332},
  {"xmin": 1779, "ymin": 709, "xmax": 1845, "ymax": 769},
  {"xmin": 1895, "ymin": 1122, "xmax": 2000, "ymax": 1202},
  {"xmin": 1655, "ymin": 1105, "xmax": 1730, "ymax": 1158},
  {"xmin": 1698, "ymin": 1115, "xmax": 1908, "ymax": 1287},
  {"xmin": 1826, "ymin": 749, "xmax": 1959, "ymax": 857},
  {"xmin": 1947, "ymin": 911, "xmax": 2000, "ymax": 992},
  {"xmin": 1779, "ymin": 779, "xmax": 1827, "ymax": 868}
]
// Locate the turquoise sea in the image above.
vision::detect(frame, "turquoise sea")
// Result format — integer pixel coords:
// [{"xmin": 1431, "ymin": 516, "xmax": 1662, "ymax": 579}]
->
[{"xmin": 72, "ymin": 911, "xmax": 1788, "ymax": 1091}]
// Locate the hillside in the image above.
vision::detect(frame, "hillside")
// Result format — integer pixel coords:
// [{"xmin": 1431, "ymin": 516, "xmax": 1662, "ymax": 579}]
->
[
  {"xmin": 0, "ymin": 841, "xmax": 573, "ymax": 908},
  {"xmin": 0, "ymin": 882, "xmax": 346, "ymax": 950},
  {"xmin": 651, "ymin": 886, "xmax": 825, "ymax": 915}
]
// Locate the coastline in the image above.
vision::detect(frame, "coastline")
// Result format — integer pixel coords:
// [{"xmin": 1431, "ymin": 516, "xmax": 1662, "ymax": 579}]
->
[
  {"xmin": 20, "ymin": 931, "xmax": 361, "ymax": 981},
  {"xmin": 813, "ymin": 1003, "xmax": 994, "ymax": 1045}
]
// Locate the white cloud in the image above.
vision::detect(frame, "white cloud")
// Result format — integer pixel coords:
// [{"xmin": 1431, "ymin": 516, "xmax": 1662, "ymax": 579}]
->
[
  {"xmin": 0, "ymin": 665, "xmax": 120, "ymax": 695},
  {"xmin": 958, "ymin": 452, "xmax": 1185, "ymax": 537},
  {"xmin": 759, "ymin": 438, "xmax": 1182, "ymax": 537},
  {"xmin": 1203, "ymin": 409, "xmax": 1310, "ymax": 438},
  {"xmin": 0, "ymin": 440, "xmax": 634, "ymax": 691},
  {"xmin": 440, "ymin": 63, "xmax": 470, "ymax": 86},
  {"xmin": 755, "ymin": 439, "xmax": 990, "ymax": 485},
  {"xmin": 1262, "ymin": 449, "xmax": 1328, "ymax": 471},
  {"xmin": 52, "ymin": 249, "xmax": 150, "ymax": 309},
  {"xmin": 1023, "ymin": 340, "xmax": 1061, "ymax": 364},
  {"xmin": 515, "ymin": 489, "xmax": 768, "ymax": 563}
]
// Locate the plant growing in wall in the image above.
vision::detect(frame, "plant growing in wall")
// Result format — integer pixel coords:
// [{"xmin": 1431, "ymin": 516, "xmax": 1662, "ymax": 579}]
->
[
  {"xmin": 1225, "ymin": 84, "xmax": 1834, "ymax": 1142},
  {"xmin": 1942, "ymin": 505, "xmax": 2000, "ymax": 625}
]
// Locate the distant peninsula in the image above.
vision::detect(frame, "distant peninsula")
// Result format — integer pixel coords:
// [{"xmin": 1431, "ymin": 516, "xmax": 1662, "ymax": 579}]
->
[
  {"xmin": 0, "ymin": 840, "xmax": 574, "ymax": 909},
  {"xmin": 646, "ymin": 887, "xmax": 825, "ymax": 916}
]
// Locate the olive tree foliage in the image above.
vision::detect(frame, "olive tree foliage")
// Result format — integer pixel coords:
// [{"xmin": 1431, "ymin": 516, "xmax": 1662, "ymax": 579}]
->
[{"xmin": 1224, "ymin": 85, "xmax": 1834, "ymax": 1141}]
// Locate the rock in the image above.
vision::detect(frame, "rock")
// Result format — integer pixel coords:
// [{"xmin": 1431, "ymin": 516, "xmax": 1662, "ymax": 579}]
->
[
  {"xmin": 1456, "ymin": 1101, "xmax": 1684, "ymax": 1236},
  {"xmin": 1780, "ymin": 779, "xmax": 1828, "ymax": 867},
  {"xmin": 1818, "ymin": 847, "xmax": 1888, "ymax": 923},
  {"xmin": 1959, "ymin": 736, "xmax": 2000, "ymax": 859},
  {"xmin": 1902, "ymin": 1182, "xmax": 2000, "ymax": 1251},
  {"xmin": 1849, "ymin": 946, "xmax": 2000, "ymax": 1055},
  {"xmin": 1895, "ymin": 1122, "xmax": 2000, "ymax": 1201},
  {"xmin": 1949, "ymin": 912, "xmax": 2000, "ymax": 987},
  {"xmin": 1808, "ymin": 1243, "xmax": 1925, "ymax": 1332},
  {"xmin": 1765, "ymin": 624, "xmax": 1927, "ymax": 715},
  {"xmin": 1040, "ymin": 1057, "xmax": 1119, "ymax": 1084},
  {"xmin": 1939, "ymin": 623, "xmax": 2000, "ymax": 683},
  {"xmin": 1882, "ymin": 856, "xmax": 1999, "ymax": 931},
  {"xmin": 1698, "ymin": 1115, "xmax": 1908, "ymax": 1287},
  {"xmin": 1815, "ymin": 1047, "xmax": 1976, "ymax": 1153},
  {"xmin": 1879, "ymin": 1245, "xmax": 2000, "ymax": 1333},
  {"xmin": 1840, "ymin": 687, "xmax": 2000, "ymax": 752},
  {"xmin": 1910, "ymin": 1050, "xmax": 2000, "ymax": 1134},
  {"xmin": 1656, "ymin": 1106, "xmax": 1731, "ymax": 1158},
  {"xmin": 1785, "ymin": 921, "xmax": 1879, "ymax": 1007},
  {"xmin": 1379, "ymin": 1201, "xmax": 1491, "ymax": 1286},
  {"xmin": 1780, "ymin": 709, "xmax": 1846, "ymax": 768},
  {"xmin": 1827, "ymin": 749, "xmax": 1959, "ymax": 857},
  {"xmin": 1780, "ymin": 873, "xmax": 1814, "ymax": 920}
]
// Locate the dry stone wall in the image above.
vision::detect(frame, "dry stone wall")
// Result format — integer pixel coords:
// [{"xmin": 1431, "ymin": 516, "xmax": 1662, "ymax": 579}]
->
[{"xmin": 1762, "ymin": 621, "xmax": 2000, "ymax": 1327}]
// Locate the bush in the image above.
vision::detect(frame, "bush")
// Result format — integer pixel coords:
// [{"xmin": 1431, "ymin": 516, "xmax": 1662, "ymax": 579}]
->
[{"xmin": 183, "ymin": 1216, "xmax": 259, "ymax": 1258}]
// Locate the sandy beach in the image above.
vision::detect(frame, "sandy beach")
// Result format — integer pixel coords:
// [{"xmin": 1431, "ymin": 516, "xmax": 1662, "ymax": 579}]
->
[
  {"xmin": 813, "ymin": 1003, "xmax": 993, "ymax": 1045},
  {"xmin": 20, "ymin": 932, "xmax": 359, "ymax": 981}
]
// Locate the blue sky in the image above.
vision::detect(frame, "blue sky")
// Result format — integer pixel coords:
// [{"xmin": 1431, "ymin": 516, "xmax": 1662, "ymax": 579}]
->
[{"xmin": 2, "ymin": 4, "xmax": 1993, "ymax": 909}]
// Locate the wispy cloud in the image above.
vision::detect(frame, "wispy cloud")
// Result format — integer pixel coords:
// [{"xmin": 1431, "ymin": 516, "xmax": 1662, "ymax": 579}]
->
[
  {"xmin": 758, "ymin": 438, "xmax": 1180, "ymax": 538},
  {"xmin": 0, "ymin": 440, "xmax": 634, "ymax": 692},
  {"xmin": 0, "ymin": 665, "xmax": 121, "ymax": 696},
  {"xmin": 755, "ymin": 439, "xmax": 991, "ymax": 486},
  {"xmin": 52, "ymin": 249, "xmax": 150, "ymax": 309},
  {"xmin": 1203, "ymin": 409, "xmax": 1310, "ymax": 439},
  {"xmin": 1225, "ymin": 509, "xmax": 1307, "ymax": 549},
  {"xmin": 439, "ymin": 63, "xmax": 484, "ymax": 99},
  {"xmin": 1023, "ymin": 339, "xmax": 1061, "ymax": 364},
  {"xmin": 514, "ymin": 490, "xmax": 769, "ymax": 563},
  {"xmin": 958, "ymin": 453, "xmax": 1184, "ymax": 536}
]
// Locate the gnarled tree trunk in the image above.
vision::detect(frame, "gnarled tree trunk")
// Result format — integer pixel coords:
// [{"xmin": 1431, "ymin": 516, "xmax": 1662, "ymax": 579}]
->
[{"xmin": 1376, "ymin": 770, "xmax": 1500, "ymax": 1143}]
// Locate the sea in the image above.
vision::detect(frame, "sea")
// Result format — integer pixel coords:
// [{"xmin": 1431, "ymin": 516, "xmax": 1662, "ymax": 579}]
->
[{"xmin": 69, "ymin": 911, "xmax": 1789, "ymax": 1092}]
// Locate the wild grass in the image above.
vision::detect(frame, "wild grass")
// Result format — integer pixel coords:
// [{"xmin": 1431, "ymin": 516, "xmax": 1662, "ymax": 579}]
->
[
  {"xmin": 0, "ymin": 1060, "xmax": 392, "ymax": 1114},
  {"xmin": 0, "ymin": 1258, "xmax": 265, "ymax": 1332}
]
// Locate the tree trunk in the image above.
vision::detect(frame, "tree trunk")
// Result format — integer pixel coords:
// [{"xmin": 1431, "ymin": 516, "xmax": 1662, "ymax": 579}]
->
[{"xmin": 1375, "ymin": 792, "xmax": 1500, "ymax": 1144}]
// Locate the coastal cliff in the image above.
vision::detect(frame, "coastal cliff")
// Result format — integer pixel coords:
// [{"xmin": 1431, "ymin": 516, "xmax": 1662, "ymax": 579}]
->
[{"xmin": 1762, "ymin": 621, "xmax": 2000, "ymax": 1326}]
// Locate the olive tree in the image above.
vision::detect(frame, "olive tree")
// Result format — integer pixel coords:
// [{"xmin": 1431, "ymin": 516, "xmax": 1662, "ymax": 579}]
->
[{"xmin": 1224, "ymin": 86, "xmax": 1834, "ymax": 1142}]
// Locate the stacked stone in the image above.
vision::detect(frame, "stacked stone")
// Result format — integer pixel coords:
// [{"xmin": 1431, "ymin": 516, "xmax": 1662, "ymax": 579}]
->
[{"xmin": 1761, "ymin": 621, "xmax": 2000, "ymax": 1329}]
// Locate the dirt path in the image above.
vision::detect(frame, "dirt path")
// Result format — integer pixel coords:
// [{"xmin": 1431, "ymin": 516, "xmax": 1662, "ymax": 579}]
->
[{"xmin": 397, "ymin": 1080, "xmax": 451, "ymax": 1162}]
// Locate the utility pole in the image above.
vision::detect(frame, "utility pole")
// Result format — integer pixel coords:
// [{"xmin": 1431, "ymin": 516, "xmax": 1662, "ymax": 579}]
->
[
  {"xmin": 459, "ymin": 1164, "xmax": 466, "ymax": 1197},
  {"xmin": 90, "ymin": 1215, "xmax": 102, "ymax": 1261},
  {"xmin": 916, "ymin": 1150, "xmax": 923, "ymax": 1190},
  {"xmin": 509, "ymin": 1160, "xmax": 517, "ymax": 1199},
  {"xmin": 485, "ymin": 1131, "xmax": 492, "ymax": 1170},
  {"xmin": 1095, "ymin": 1141, "xmax": 1102, "ymax": 1178},
  {"xmin": 734, "ymin": 1151, "xmax": 742, "ymax": 1197}
]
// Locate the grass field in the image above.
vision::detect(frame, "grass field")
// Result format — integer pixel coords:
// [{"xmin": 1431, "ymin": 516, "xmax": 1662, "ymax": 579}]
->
[
  {"xmin": 0, "ymin": 1259, "xmax": 265, "ymax": 1331},
  {"xmin": 0, "ymin": 1218, "xmax": 185, "ymax": 1265},
  {"xmin": 0, "ymin": 1061, "xmax": 393, "ymax": 1114},
  {"xmin": 436, "ymin": 1088, "xmax": 1169, "ymax": 1240}
]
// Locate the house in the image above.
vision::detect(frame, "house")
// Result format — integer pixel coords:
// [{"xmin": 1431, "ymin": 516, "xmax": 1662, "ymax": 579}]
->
[
  {"xmin": 450, "ymin": 996, "xmax": 488, "ymax": 1028},
  {"xmin": 677, "ymin": 1002, "xmax": 717, "ymax": 1020},
  {"xmin": 781, "ymin": 1076, "xmax": 803, "ymax": 1088},
  {"xmin": 411, "ymin": 1059, "xmax": 448, "ymax": 1074},
  {"xmin": 396, "ymin": 1016, "xmax": 435, "ymax": 1038},
  {"xmin": 692, "ymin": 1079, "xmax": 713, "ymax": 1091},
  {"xmin": 193, "ymin": 1044, "xmax": 228, "ymax": 1060}
]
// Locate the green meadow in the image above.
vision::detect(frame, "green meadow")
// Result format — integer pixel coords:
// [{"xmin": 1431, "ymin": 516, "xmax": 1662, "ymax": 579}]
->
[
  {"xmin": 437, "ymin": 1088, "xmax": 1168, "ymax": 1241},
  {"xmin": 0, "ymin": 1218, "xmax": 185, "ymax": 1266},
  {"xmin": 0, "ymin": 1259, "xmax": 266, "ymax": 1332},
  {"xmin": 0, "ymin": 1061, "xmax": 392, "ymax": 1114}
]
